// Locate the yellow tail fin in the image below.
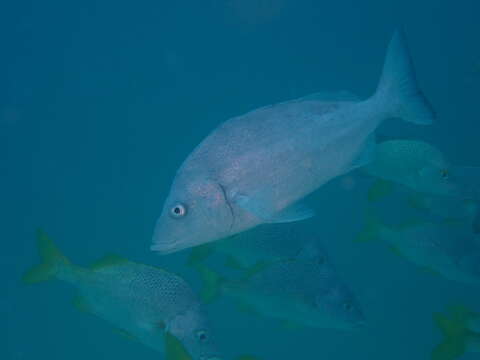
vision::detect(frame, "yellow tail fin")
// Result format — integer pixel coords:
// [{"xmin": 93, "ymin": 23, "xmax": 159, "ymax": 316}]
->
[
  {"xmin": 195, "ymin": 263, "xmax": 223, "ymax": 304},
  {"xmin": 165, "ymin": 331, "xmax": 192, "ymax": 360},
  {"xmin": 354, "ymin": 208, "xmax": 382, "ymax": 243},
  {"xmin": 22, "ymin": 229, "xmax": 70, "ymax": 283},
  {"xmin": 432, "ymin": 305, "xmax": 472, "ymax": 360}
]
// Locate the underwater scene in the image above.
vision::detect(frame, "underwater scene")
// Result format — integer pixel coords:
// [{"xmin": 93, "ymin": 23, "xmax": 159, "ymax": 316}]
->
[{"xmin": 3, "ymin": 1, "xmax": 480, "ymax": 359}]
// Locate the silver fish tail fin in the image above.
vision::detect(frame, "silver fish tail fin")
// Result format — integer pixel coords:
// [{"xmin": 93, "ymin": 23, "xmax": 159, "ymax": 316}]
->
[
  {"xmin": 22, "ymin": 229, "xmax": 71, "ymax": 283},
  {"xmin": 373, "ymin": 29, "xmax": 435, "ymax": 125}
]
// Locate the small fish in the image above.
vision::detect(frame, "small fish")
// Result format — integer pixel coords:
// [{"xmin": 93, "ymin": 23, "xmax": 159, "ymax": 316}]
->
[
  {"xmin": 364, "ymin": 139, "xmax": 458, "ymax": 198},
  {"xmin": 407, "ymin": 193, "xmax": 478, "ymax": 224},
  {"xmin": 23, "ymin": 230, "xmax": 221, "ymax": 360},
  {"xmin": 194, "ymin": 244, "xmax": 365, "ymax": 330},
  {"xmin": 188, "ymin": 222, "xmax": 317, "ymax": 269},
  {"xmin": 358, "ymin": 212, "xmax": 480, "ymax": 285},
  {"xmin": 432, "ymin": 305, "xmax": 480, "ymax": 360},
  {"xmin": 152, "ymin": 30, "xmax": 434, "ymax": 254},
  {"xmin": 365, "ymin": 140, "xmax": 480, "ymax": 202}
]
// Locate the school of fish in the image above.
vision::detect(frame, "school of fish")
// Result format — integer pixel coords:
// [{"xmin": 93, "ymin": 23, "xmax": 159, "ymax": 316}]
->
[{"xmin": 23, "ymin": 29, "xmax": 480, "ymax": 360}]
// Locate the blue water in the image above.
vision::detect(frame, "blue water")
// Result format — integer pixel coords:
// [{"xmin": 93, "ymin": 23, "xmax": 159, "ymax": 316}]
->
[{"xmin": 2, "ymin": 1, "xmax": 480, "ymax": 359}]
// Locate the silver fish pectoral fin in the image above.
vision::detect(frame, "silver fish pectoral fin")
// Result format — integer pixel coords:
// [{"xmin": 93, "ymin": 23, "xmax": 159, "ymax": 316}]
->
[{"xmin": 231, "ymin": 191, "xmax": 314, "ymax": 224}]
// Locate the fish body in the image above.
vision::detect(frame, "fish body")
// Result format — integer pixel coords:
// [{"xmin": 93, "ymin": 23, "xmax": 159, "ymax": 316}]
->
[
  {"xmin": 364, "ymin": 139, "xmax": 458, "ymax": 196},
  {"xmin": 214, "ymin": 223, "xmax": 316, "ymax": 268},
  {"xmin": 197, "ymin": 243, "xmax": 365, "ymax": 330},
  {"xmin": 152, "ymin": 30, "xmax": 434, "ymax": 254},
  {"xmin": 363, "ymin": 216, "xmax": 480, "ymax": 285},
  {"xmin": 408, "ymin": 193, "xmax": 477, "ymax": 223},
  {"xmin": 23, "ymin": 231, "xmax": 220, "ymax": 360}
]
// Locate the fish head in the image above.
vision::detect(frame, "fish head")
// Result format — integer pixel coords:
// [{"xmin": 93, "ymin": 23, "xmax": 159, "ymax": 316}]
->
[
  {"xmin": 415, "ymin": 165, "xmax": 460, "ymax": 196},
  {"xmin": 152, "ymin": 178, "xmax": 234, "ymax": 254},
  {"xmin": 168, "ymin": 308, "xmax": 222, "ymax": 360},
  {"xmin": 314, "ymin": 284, "xmax": 365, "ymax": 330}
]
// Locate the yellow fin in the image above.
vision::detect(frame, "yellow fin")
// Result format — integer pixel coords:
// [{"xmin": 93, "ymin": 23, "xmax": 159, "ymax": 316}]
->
[
  {"xmin": 236, "ymin": 301, "xmax": 258, "ymax": 316},
  {"xmin": 432, "ymin": 306, "xmax": 472, "ymax": 360},
  {"xmin": 388, "ymin": 245, "xmax": 404, "ymax": 258},
  {"xmin": 187, "ymin": 244, "xmax": 213, "ymax": 267},
  {"xmin": 225, "ymin": 256, "xmax": 247, "ymax": 271},
  {"xmin": 72, "ymin": 295, "xmax": 92, "ymax": 313},
  {"xmin": 194, "ymin": 264, "xmax": 223, "ymax": 304},
  {"xmin": 243, "ymin": 261, "xmax": 270, "ymax": 280},
  {"xmin": 431, "ymin": 338, "xmax": 466, "ymax": 360},
  {"xmin": 354, "ymin": 208, "xmax": 381, "ymax": 243},
  {"xmin": 90, "ymin": 254, "xmax": 129, "ymax": 270},
  {"xmin": 22, "ymin": 229, "xmax": 69, "ymax": 284},
  {"xmin": 282, "ymin": 320, "xmax": 303, "ymax": 330},
  {"xmin": 368, "ymin": 179, "xmax": 394, "ymax": 202},
  {"xmin": 165, "ymin": 331, "xmax": 192, "ymax": 360},
  {"xmin": 113, "ymin": 328, "xmax": 139, "ymax": 342}
]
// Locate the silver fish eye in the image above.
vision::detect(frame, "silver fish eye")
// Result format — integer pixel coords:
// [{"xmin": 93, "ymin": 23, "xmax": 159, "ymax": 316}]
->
[
  {"xmin": 170, "ymin": 203, "xmax": 187, "ymax": 218},
  {"xmin": 196, "ymin": 330, "xmax": 207, "ymax": 342}
]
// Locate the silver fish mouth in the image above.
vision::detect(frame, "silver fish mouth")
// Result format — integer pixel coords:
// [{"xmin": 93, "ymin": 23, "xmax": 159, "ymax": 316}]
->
[{"xmin": 150, "ymin": 240, "xmax": 193, "ymax": 255}]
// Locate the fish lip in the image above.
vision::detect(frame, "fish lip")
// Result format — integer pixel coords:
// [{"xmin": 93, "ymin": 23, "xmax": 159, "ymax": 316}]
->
[
  {"xmin": 150, "ymin": 242, "xmax": 181, "ymax": 254},
  {"xmin": 150, "ymin": 240, "xmax": 192, "ymax": 255}
]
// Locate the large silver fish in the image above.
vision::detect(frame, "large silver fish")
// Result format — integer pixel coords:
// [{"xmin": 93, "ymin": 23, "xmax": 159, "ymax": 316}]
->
[
  {"xmin": 23, "ymin": 230, "xmax": 221, "ymax": 360},
  {"xmin": 152, "ymin": 30, "xmax": 434, "ymax": 254}
]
